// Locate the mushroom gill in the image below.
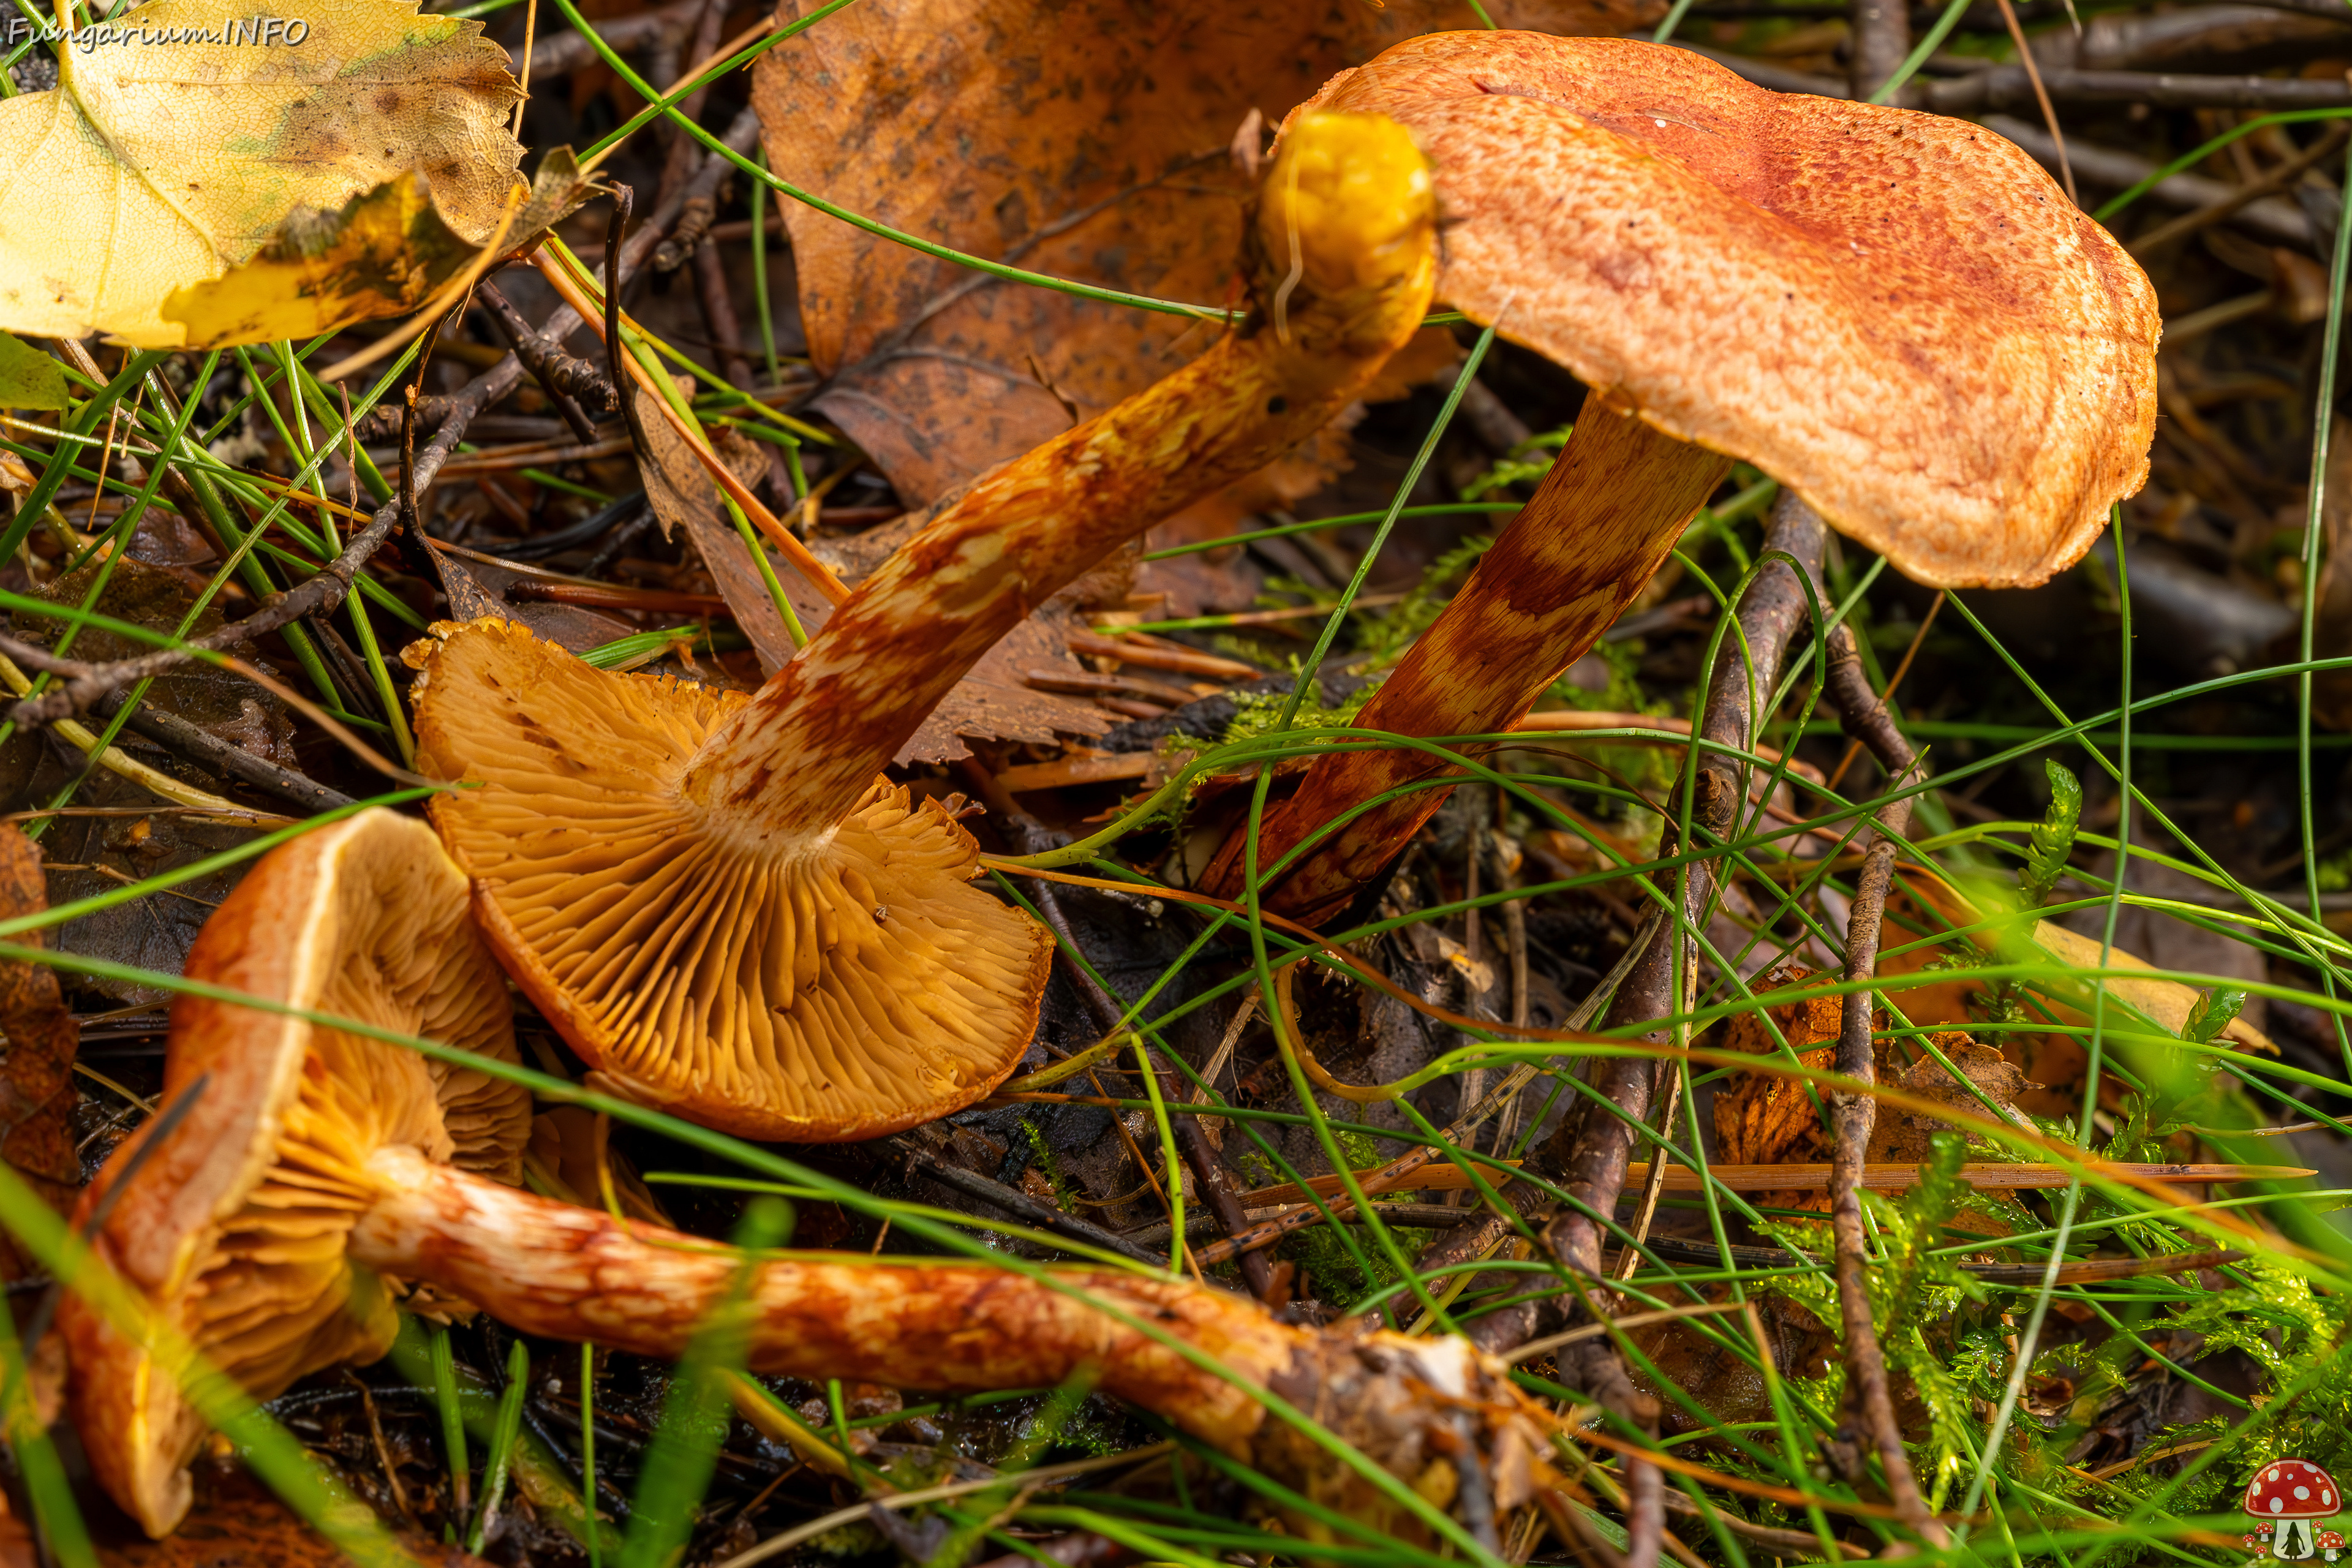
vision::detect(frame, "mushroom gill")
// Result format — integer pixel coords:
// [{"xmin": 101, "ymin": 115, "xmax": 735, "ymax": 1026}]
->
[{"xmin": 411, "ymin": 619, "xmax": 1047, "ymax": 1142}]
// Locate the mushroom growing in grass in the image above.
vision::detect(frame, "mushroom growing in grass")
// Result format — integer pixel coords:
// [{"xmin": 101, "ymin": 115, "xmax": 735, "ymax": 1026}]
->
[
  {"xmin": 408, "ymin": 110, "xmax": 1438, "ymax": 1140},
  {"xmin": 60, "ymin": 808, "xmax": 532, "ymax": 1538},
  {"xmin": 68, "ymin": 809, "xmax": 1566, "ymax": 1552},
  {"xmin": 1201, "ymin": 32, "xmax": 2159, "ymax": 924}
]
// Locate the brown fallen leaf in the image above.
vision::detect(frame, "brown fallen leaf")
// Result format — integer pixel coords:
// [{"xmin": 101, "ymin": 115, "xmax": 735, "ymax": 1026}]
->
[
  {"xmin": 1710, "ymin": 967, "xmax": 1842, "ymax": 1212},
  {"xmin": 751, "ymin": 0, "xmax": 1657, "ymax": 507},
  {"xmin": 1866, "ymin": 1037, "xmax": 2035, "ymax": 1166},
  {"xmin": 0, "ymin": 824, "xmax": 78, "ymax": 1278},
  {"xmin": 15, "ymin": 560, "xmax": 282, "ymax": 1007},
  {"xmin": 636, "ymin": 388, "xmax": 1115, "ymax": 761},
  {"xmin": 1714, "ymin": 969, "xmax": 1842, "ymax": 1161},
  {"xmin": 423, "ymin": 541, "xmax": 637, "ymax": 656}
]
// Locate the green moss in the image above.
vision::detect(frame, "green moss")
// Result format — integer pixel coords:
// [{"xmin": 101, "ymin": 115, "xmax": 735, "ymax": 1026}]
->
[{"xmin": 1018, "ymin": 1120, "xmax": 1081, "ymax": 1213}]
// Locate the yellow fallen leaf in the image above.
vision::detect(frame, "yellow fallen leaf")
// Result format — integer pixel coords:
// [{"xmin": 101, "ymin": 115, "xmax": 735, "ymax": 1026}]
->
[
  {"xmin": 164, "ymin": 150, "xmax": 597, "ymax": 348},
  {"xmin": 0, "ymin": 0, "xmax": 521, "ymax": 346},
  {"xmin": 1899, "ymin": 867, "xmax": 2276, "ymax": 1053}
]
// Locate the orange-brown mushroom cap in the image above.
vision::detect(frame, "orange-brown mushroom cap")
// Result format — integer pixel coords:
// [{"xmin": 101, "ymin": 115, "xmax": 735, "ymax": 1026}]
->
[
  {"xmin": 408, "ymin": 618, "xmax": 1052, "ymax": 1143},
  {"xmin": 1300, "ymin": 32, "xmax": 2158, "ymax": 588},
  {"xmin": 61, "ymin": 808, "xmax": 530, "ymax": 1539}
]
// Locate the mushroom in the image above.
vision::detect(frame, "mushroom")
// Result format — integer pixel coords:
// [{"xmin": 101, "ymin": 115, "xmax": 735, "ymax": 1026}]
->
[
  {"xmin": 1197, "ymin": 32, "xmax": 2158, "ymax": 923},
  {"xmin": 2321, "ymin": 1529, "xmax": 2344, "ymax": 1562},
  {"xmin": 59, "ymin": 807, "xmax": 532, "ymax": 1539},
  {"xmin": 407, "ymin": 110, "xmax": 1438, "ymax": 1140},
  {"xmin": 2245, "ymin": 1460, "xmax": 2342, "ymax": 1561},
  {"xmin": 65, "ymin": 810, "xmax": 1566, "ymax": 1551}
]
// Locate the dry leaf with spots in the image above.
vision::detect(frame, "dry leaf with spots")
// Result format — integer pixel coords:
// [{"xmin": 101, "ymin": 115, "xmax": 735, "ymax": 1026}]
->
[
  {"xmin": 0, "ymin": 0, "xmax": 522, "ymax": 345},
  {"xmin": 165, "ymin": 150, "xmax": 597, "ymax": 347},
  {"xmin": 752, "ymin": 0, "xmax": 1659, "ymax": 508}
]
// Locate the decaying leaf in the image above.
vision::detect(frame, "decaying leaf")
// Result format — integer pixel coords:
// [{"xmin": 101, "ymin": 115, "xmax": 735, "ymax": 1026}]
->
[
  {"xmin": 1627, "ymin": 1289, "xmax": 1834, "ymax": 1442},
  {"xmin": 0, "ymin": 0, "xmax": 522, "ymax": 346},
  {"xmin": 633, "ymin": 386, "xmax": 1115, "ymax": 761},
  {"xmin": 752, "ymin": 0, "xmax": 1658, "ymax": 507},
  {"xmin": 0, "ymin": 333, "xmax": 68, "ymax": 412},
  {"xmin": 0, "ymin": 823, "xmax": 81, "ymax": 1278},
  {"xmin": 1866, "ymin": 1038, "xmax": 2035, "ymax": 1164},
  {"xmin": 1711, "ymin": 967, "xmax": 2030, "ymax": 1202},
  {"xmin": 163, "ymin": 150, "xmax": 597, "ymax": 347},
  {"xmin": 18, "ymin": 560, "xmax": 299, "ymax": 768},
  {"xmin": 1710, "ymin": 968, "xmax": 1840, "ymax": 1212}
]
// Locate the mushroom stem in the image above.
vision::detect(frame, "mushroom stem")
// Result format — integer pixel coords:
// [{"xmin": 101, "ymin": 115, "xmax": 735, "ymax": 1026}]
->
[
  {"xmin": 1204, "ymin": 405, "xmax": 1730, "ymax": 924},
  {"xmin": 679, "ymin": 113, "xmax": 1437, "ymax": 830},
  {"xmin": 347, "ymin": 1148, "xmax": 1568, "ymax": 1550},
  {"xmin": 349, "ymin": 1147, "xmax": 1299, "ymax": 1452}
]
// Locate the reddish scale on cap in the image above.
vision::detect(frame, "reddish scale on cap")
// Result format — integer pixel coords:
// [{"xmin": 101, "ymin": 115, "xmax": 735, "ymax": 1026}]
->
[{"xmin": 2245, "ymin": 1460, "xmax": 2342, "ymax": 1519}]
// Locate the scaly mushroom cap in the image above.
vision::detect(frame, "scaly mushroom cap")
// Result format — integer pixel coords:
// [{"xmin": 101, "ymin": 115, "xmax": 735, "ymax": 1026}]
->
[
  {"xmin": 1300, "ymin": 32, "xmax": 2158, "ymax": 588},
  {"xmin": 409, "ymin": 618, "xmax": 1052, "ymax": 1142},
  {"xmin": 61, "ymin": 809, "xmax": 529, "ymax": 1539}
]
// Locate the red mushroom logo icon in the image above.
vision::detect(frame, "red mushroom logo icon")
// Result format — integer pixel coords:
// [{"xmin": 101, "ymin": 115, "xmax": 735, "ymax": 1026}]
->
[{"xmin": 2244, "ymin": 1460, "xmax": 2343, "ymax": 1559}]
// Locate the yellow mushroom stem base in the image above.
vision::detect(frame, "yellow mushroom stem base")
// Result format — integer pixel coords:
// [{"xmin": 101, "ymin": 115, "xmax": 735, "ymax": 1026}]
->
[
  {"xmin": 1205, "ymin": 405, "xmax": 1733, "ymax": 925},
  {"xmin": 347, "ymin": 1145, "xmax": 1564, "ymax": 1551}
]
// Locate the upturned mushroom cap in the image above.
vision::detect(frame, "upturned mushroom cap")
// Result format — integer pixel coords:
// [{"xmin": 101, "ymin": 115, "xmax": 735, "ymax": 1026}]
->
[
  {"xmin": 1298, "ymin": 32, "xmax": 2158, "ymax": 588},
  {"xmin": 2246, "ymin": 1460, "xmax": 2343, "ymax": 1521},
  {"xmin": 409, "ymin": 618, "xmax": 1052, "ymax": 1142},
  {"xmin": 60, "ymin": 808, "xmax": 530, "ymax": 1539}
]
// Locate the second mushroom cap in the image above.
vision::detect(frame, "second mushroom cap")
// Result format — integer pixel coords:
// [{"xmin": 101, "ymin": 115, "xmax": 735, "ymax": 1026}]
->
[{"xmin": 1304, "ymin": 31, "xmax": 2158, "ymax": 589}]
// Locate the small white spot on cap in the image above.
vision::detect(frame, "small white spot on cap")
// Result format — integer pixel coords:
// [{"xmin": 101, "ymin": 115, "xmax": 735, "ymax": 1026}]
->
[
  {"xmin": 2276, "ymin": 1500, "xmax": 2288, "ymax": 1515},
  {"xmin": 2299, "ymin": 1488, "xmax": 2312, "ymax": 1501}
]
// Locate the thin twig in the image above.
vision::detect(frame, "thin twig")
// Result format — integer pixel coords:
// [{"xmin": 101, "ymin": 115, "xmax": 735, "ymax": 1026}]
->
[
  {"xmin": 606, "ymin": 186, "xmax": 660, "ymax": 467},
  {"xmin": 477, "ymin": 278, "xmax": 616, "ymax": 436},
  {"xmin": 2127, "ymin": 123, "xmax": 2352, "ymax": 258},
  {"xmin": 95, "ymin": 691, "xmax": 355, "ymax": 813},
  {"xmin": 1819, "ymin": 621, "xmax": 1947, "ymax": 1548},
  {"xmin": 1823, "ymin": 589, "xmax": 1943, "ymax": 794},
  {"xmin": 1996, "ymin": 0, "xmax": 2073, "ymax": 202},
  {"xmin": 1536, "ymin": 494, "xmax": 1830, "ymax": 1568},
  {"xmin": 1850, "ymin": 0, "xmax": 1911, "ymax": 102}
]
